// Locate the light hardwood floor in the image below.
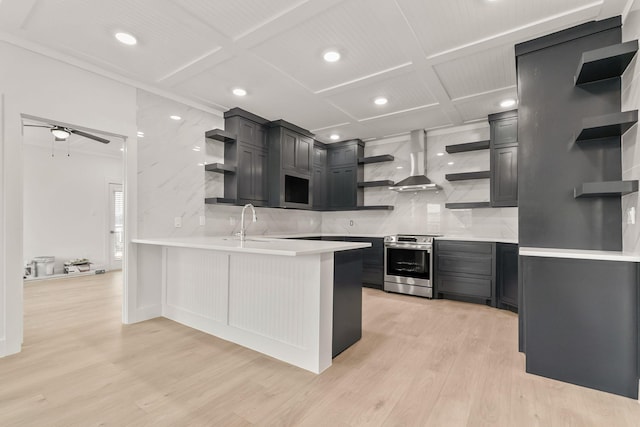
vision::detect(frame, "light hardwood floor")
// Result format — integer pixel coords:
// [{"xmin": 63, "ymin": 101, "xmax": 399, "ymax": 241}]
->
[{"xmin": 1, "ymin": 272, "xmax": 639, "ymax": 426}]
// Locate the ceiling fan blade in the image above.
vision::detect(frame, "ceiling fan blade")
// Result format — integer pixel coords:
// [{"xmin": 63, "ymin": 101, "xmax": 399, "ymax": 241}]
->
[
  {"xmin": 23, "ymin": 124, "xmax": 52, "ymax": 128},
  {"xmin": 69, "ymin": 129, "xmax": 110, "ymax": 144}
]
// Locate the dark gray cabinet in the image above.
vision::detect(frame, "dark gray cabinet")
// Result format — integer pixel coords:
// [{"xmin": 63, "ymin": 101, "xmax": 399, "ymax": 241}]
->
[
  {"xmin": 237, "ymin": 144, "xmax": 268, "ymax": 204},
  {"xmin": 489, "ymin": 110, "xmax": 518, "ymax": 207},
  {"xmin": 344, "ymin": 236, "xmax": 384, "ymax": 289},
  {"xmin": 268, "ymin": 121, "xmax": 314, "ymax": 209},
  {"xmin": 327, "ymin": 140, "xmax": 364, "ymax": 210},
  {"xmin": 219, "ymin": 108, "xmax": 270, "ymax": 206},
  {"xmin": 313, "ymin": 142, "xmax": 328, "ymax": 210},
  {"xmin": 434, "ymin": 240, "xmax": 497, "ymax": 307},
  {"xmin": 496, "ymin": 243, "xmax": 518, "ymax": 311}
]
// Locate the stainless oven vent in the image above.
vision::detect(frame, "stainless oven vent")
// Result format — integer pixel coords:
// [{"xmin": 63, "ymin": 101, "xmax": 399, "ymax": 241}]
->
[{"xmin": 389, "ymin": 129, "xmax": 441, "ymax": 192}]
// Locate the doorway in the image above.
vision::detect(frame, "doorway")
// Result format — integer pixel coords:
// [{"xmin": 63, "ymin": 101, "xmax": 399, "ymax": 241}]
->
[{"xmin": 108, "ymin": 183, "xmax": 124, "ymax": 270}]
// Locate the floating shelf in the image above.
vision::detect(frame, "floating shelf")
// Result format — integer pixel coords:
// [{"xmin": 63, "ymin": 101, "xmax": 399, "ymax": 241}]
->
[
  {"xmin": 446, "ymin": 171, "xmax": 491, "ymax": 181},
  {"xmin": 356, "ymin": 205, "xmax": 395, "ymax": 211},
  {"xmin": 358, "ymin": 155, "xmax": 394, "ymax": 164},
  {"xmin": 575, "ymin": 110, "xmax": 638, "ymax": 142},
  {"xmin": 204, "ymin": 197, "xmax": 237, "ymax": 205},
  {"xmin": 445, "ymin": 140, "xmax": 490, "ymax": 154},
  {"xmin": 358, "ymin": 180, "xmax": 395, "ymax": 188},
  {"xmin": 204, "ymin": 163, "xmax": 236, "ymax": 174},
  {"xmin": 205, "ymin": 129, "xmax": 236, "ymax": 143},
  {"xmin": 445, "ymin": 202, "xmax": 491, "ymax": 209},
  {"xmin": 574, "ymin": 180, "xmax": 639, "ymax": 198},
  {"xmin": 575, "ymin": 40, "xmax": 638, "ymax": 85}
]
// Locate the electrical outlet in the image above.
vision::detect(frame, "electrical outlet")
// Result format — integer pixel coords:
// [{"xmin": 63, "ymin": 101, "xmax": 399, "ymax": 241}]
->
[
  {"xmin": 349, "ymin": 220, "xmax": 354, "ymax": 226},
  {"xmin": 627, "ymin": 207, "xmax": 636, "ymax": 225},
  {"xmin": 199, "ymin": 216, "xmax": 206, "ymax": 226},
  {"xmin": 174, "ymin": 217, "xmax": 182, "ymax": 228}
]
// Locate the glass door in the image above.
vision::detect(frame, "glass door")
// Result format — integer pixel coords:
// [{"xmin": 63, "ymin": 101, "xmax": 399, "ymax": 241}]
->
[
  {"xmin": 386, "ymin": 247, "xmax": 430, "ymax": 279},
  {"xmin": 109, "ymin": 183, "xmax": 124, "ymax": 270}
]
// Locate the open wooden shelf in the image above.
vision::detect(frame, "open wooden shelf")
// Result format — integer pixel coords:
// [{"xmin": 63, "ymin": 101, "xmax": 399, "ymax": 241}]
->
[
  {"xmin": 356, "ymin": 205, "xmax": 395, "ymax": 211},
  {"xmin": 445, "ymin": 140, "xmax": 490, "ymax": 154},
  {"xmin": 575, "ymin": 110, "xmax": 638, "ymax": 142},
  {"xmin": 446, "ymin": 171, "xmax": 491, "ymax": 181},
  {"xmin": 445, "ymin": 202, "xmax": 491, "ymax": 209},
  {"xmin": 204, "ymin": 163, "xmax": 236, "ymax": 174},
  {"xmin": 357, "ymin": 180, "xmax": 394, "ymax": 188},
  {"xmin": 575, "ymin": 40, "xmax": 638, "ymax": 85},
  {"xmin": 205, "ymin": 129, "xmax": 236, "ymax": 143},
  {"xmin": 358, "ymin": 155, "xmax": 394, "ymax": 164},
  {"xmin": 574, "ymin": 180, "xmax": 639, "ymax": 198},
  {"xmin": 204, "ymin": 197, "xmax": 237, "ymax": 205}
]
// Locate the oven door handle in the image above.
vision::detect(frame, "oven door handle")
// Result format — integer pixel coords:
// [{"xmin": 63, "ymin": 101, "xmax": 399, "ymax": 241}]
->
[{"xmin": 385, "ymin": 243, "xmax": 431, "ymax": 250}]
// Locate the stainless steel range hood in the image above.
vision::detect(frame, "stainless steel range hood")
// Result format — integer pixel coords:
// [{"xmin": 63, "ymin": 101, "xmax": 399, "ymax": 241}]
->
[{"xmin": 389, "ymin": 130, "xmax": 441, "ymax": 192}]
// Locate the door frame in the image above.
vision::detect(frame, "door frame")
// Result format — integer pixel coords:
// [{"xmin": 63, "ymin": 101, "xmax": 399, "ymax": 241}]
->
[{"xmin": 106, "ymin": 180, "xmax": 124, "ymax": 271}]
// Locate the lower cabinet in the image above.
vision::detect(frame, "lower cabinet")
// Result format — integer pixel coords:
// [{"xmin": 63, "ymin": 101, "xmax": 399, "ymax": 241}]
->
[
  {"xmin": 434, "ymin": 240, "xmax": 497, "ymax": 307},
  {"xmin": 496, "ymin": 243, "xmax": 518, "ymax": 311},
  {"xmin": 344, "ymin": 237, "xmax": 384, "ymax": 290}
]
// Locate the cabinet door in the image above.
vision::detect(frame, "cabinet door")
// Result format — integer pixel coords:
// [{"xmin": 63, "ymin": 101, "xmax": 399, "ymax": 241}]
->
[
  {"xmin": 330, "ymin": 168, "xmax": 356, "ymax": 208},
  {"xmin": 313, "ymin": 167, "xmax": 327, "ymax": 210},
  {"xmin": 282, "ymin": 130, "xmax": 297, "ymax": 171},
  {"xmin": 296, "ymin": 137, "xmax": 312, "ymax": 174},
  {"xmin": 237, "ymin": 146, "xmax": 254, "ymax": 202},
  {"xmin": 491, "ymin": 117, "xmax": 518, "ymax": 146},
  {"xmin": 313, "ymin": 146, "xmax": 326, "ymax": 167},
  {"xmin": 237, "ymin": 120, "xmax": 256, "ymax": 145},
  {"xmin": 497, "ymin": 244, "xmax": 518, "ymax": 310},
  {"xmin": 252, "ymin": 148, "xmax": 268, "ymax": 203},
  {"xmin": 328, "ymin": 145, "xmax": 357, "ymax": 168},
  {"xmin": 491, "ymin": 146, "xmax": 518, "ymax": 207}
]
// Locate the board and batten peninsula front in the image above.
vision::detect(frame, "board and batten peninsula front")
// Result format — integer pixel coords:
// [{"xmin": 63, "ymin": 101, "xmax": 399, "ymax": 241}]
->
[{"xmin": 131, "ymin": 236, "xmax": 370, "ymax": 373}]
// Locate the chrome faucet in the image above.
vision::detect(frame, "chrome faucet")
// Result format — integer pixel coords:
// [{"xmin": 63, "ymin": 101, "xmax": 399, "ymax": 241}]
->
[{"xmin": 239, "ymin": 203, "xmax": 257, "ymax": 241}]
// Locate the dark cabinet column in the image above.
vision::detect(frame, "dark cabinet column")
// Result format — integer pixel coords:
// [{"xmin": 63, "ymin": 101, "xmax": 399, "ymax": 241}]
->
[
  {"xmin": 496, "ymin": 243, "xmax": 518, "ymax": 311},
  {"xmin": 489, "ymin": 110, "xmax": 518, "ymax": 207}
]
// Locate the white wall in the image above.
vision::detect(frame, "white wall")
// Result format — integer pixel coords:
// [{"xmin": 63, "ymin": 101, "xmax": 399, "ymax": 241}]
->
[
  {"xmin": 23, "ymin": 144, "xmax": 123, "ymax": 273},
  {"xmin": 622, "ymin": 7, "xmax": 640, "ymax": 253},
  {"xmin": 0, "ymin": 41, "xmax": 138, "ymax": 356},
  {"xmin": 321, "ymin": 123, "xmax": 518, "ymax": 239}
]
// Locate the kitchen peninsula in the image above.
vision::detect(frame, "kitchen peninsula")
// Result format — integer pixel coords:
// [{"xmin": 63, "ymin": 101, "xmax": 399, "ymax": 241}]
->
[{"xmin": 132, "ymin": 236, "xmax": 369, "ymax": 373}]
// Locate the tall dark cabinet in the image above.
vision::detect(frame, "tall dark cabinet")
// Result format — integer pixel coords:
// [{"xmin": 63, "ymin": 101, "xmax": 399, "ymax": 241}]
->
[
  {"xmin": 313, "ymin": 141, "xmax": 328, "ymax": 210},
  {"xmin": 221, "ymin": 108, "xmax": 270, "ymax": 206},
  {"xmin": 267, "ymin": 120, "xmax": 314, "ymax": 209},
  {"xmin": 489, "ymin": 110, "xmax": 518, "ymax": 207},
  {"xmin": 516, "ymin": 16, "xmax": 640, "ymax": 399},
  {"xmin": 326, "ymin": 140, "xmax": 364, "ymax": 210}
]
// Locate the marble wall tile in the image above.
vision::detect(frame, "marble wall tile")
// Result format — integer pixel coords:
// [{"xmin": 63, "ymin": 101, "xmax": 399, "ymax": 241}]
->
[
  {"xmin": 136, "ymin": 90, "xmax": 223, "ymax": 238},
  {"xmin": 622, "ymin": 10, "xmax": 640, "ymax": 253},
  {"xmin": 322, "ymin": 124, "xmax": 518, "ymax": 239}
]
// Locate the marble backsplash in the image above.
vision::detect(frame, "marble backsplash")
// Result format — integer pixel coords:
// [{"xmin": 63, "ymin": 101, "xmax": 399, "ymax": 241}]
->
[
  {"xmin": 137, "ymin": 90, "xmax": 517, "ymax": 240},
  {"xmin": 321, "ymin": 124, "xmax": 518, "ymax": 239},
  {"xmin": 622, "ymin": 9, "xmax": 640, "ymax": 254}
]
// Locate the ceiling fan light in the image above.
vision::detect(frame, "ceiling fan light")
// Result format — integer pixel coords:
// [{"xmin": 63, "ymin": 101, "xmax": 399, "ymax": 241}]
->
[{"xmin": 51, "ymin": 127, "xmax": 70, "ymax": 139}]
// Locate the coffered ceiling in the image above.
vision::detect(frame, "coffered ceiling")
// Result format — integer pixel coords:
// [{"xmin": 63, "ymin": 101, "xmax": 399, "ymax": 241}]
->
[{"xmin": 0, "ymin": 0, "xmax": 632, "ymax": 142}]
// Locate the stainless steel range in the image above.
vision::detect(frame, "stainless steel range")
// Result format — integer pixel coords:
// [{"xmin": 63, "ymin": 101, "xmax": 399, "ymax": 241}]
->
[{"xmin": 384, "ymin": 234, "xmax": 441, "ymax": 298}]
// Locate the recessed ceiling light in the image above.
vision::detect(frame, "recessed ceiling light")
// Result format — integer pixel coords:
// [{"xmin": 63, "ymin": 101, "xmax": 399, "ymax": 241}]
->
[
  {"xmin": 232, "ymin": 88, "xmax": 247, "ymax": 97},
  {"xmin": 448, "ymin": 161, "xmax": 454, "ymax": 165},
  {"xmin": 374, "ymin": 97, "xmax": 388, "ymax": 106},
  {"xmin": 170, "ymin": 115, "xmax": 182, "ymax": 121},
  {"xmin": 323, "ymin": 50, "xmax": 341, "ymax": 62},
  {"xmin": 396, "ymin": 166, "xmax": 404, "ymax": 169},
  {"xmin": 500, "ymin": 98, "xmax": 517, "ymax": 108},
  {"xmin": 330, "ymin": 134, "xmax": 340, "ymax": 140},
  {"xmin": 137, "ymin": 131, "xmax": 144, "ymax": 138},
  {"xmin": 436, "ymin": 152, "xmax": 444, "ymax": 156},
  {"xmin": 115, "ymin": 32, "xmax": 137, "ymax": 46}
]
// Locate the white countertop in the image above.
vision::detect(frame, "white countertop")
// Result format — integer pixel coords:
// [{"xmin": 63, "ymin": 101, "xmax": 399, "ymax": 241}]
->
[
  {"xmin": 132, "ymin": 236, "xmax": 370, "ymax": 257},
  {"xmin": 435, "ymin": 236, "xmax": 519, "ymax": 244},
  {"xmin": 266, "ymin": 232, "xmax": 389, "ymax": 239},
  {"xmin": 519, "ymin": 247, "xmax": 640, "ymax": 262}
]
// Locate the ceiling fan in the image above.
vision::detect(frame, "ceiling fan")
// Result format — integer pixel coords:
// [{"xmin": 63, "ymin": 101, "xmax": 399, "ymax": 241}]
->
[{"xmin": 23, "ymin": 124, "xmax": 110, "ymax": 144}]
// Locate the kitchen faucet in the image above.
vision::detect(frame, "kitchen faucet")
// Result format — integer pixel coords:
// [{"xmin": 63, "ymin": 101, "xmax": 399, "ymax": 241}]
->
[{"xmin": 239, "ymin": 203, "xmax": 257, "ymax": 241}]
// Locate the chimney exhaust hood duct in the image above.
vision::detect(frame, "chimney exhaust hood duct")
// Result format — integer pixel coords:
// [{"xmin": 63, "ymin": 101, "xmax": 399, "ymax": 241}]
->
[{"xmin": 389, "ymin": 129, "xmax": 441, "ymax": 192}]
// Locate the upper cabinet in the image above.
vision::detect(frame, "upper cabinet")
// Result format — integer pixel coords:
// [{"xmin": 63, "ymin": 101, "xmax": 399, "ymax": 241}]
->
[
  {"xmin": 489, "ymin": 110, "xmax": 518, "ymax": 207},
  {"xmin": 326, "ymin": 140, "xmax": 364, "ymax": 210},
  {"xmin": 267, "ymin": 120, "xmax": 314, "ymax": 209}
]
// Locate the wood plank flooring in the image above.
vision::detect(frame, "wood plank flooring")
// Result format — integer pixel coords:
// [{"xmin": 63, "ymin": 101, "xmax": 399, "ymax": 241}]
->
[{"xmin": 1, "ymin": 272, "xmax": 639, "ymax": 426}]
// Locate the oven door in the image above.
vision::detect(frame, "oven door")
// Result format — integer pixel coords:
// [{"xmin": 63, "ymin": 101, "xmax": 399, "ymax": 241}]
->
[{"xmin": 384, "ymin": 244, "xmax": 431, "ymax": 287}]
